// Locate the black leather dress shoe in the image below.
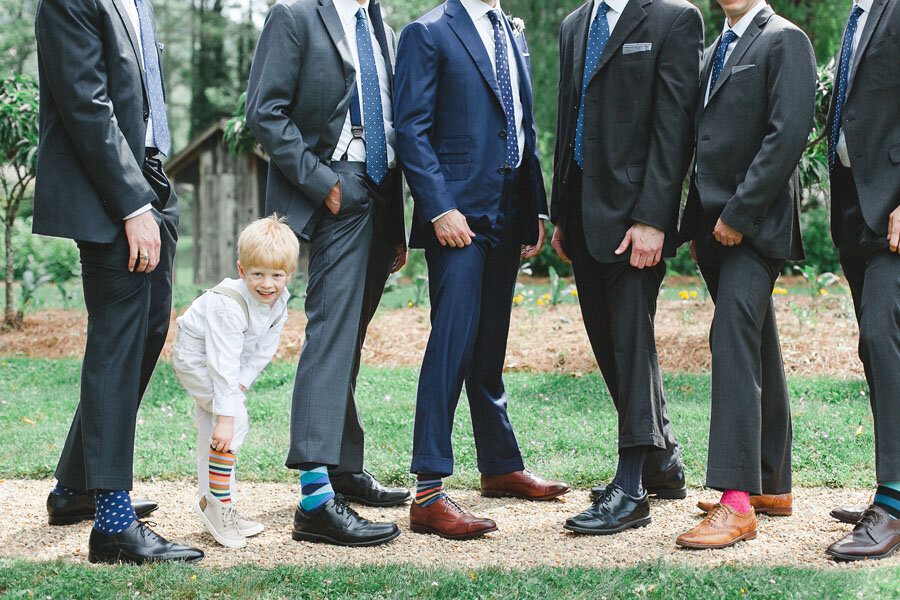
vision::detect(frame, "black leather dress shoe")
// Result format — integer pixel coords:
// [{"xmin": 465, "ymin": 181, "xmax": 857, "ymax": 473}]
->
[
  {"xmin": 47, "ymin": 492, "xmax": 159, "ymax": 526},
  {"xmin": 292, "ymin": 495, "xmax": 400, "ymax": 547},
  {"xmin": 88, "ymin": 521, "xmax": 204, "ymax": 565},
  {"xmin": 590, "ymin": 466, "xmax": 687, "ymax": 502},
  {"xmin": 331, "ymin": 470, "xmax": 412, "ymax": 507},
  {"xmin": 565, "ymin": 484, "xmax": 651, "ymax": 535}
]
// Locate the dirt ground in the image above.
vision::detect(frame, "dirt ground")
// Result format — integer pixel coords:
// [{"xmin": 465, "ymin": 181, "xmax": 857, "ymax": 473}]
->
[{"xmin": 0, "ymin": 293, "xmax": 862, "ymax": 379}]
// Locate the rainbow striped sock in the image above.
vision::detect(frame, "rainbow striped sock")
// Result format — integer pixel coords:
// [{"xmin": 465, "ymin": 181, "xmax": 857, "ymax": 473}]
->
[
  {"xmin": 299, "ymin": 463, "xmax": 334, "ymax": 514},
  {"xmin": 415, "ymin": 478, "xmax": 445, "ymax": 507},
  {"xmin": 209, "ymin": 448, "xmax": 236, "ymax": 503}
]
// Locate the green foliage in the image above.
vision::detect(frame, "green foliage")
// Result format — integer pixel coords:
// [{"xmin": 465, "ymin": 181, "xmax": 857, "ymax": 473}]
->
[
  {"xmin": 799, "ymin": 203, "xmax": 839, "ymax": 274},
  {"xmin": 223, "ymin": 91, "xmax": 259, "ymax": 157},
  {"xmin": 0, "ymin": 0, "xmax": 37, "ymax": 78},
  {"xmin": 667, "ymin": 244, "xmax": 699, "ymax": 276}
]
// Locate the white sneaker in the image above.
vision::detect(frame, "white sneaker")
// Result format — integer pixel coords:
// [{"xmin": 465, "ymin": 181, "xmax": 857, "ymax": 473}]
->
[
  {"xmin": 195, "ymin": 492, "xmax": 246, "ymax": 548},
  {"xmin": 235, "ymin": 509, "xmax": 264, "ymax": 537}
]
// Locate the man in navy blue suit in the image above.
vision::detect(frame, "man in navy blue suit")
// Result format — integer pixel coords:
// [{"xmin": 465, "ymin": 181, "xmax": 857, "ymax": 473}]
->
[{"xmin": 395, "ymin": 0, "xmax": 569, "ymax": 540}]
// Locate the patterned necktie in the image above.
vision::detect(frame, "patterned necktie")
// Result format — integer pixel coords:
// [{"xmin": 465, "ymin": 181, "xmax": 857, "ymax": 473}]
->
[
  {"xmin": 708, "ymin": 29, "xmax": 738, "ymax": 94},
  {"xmin": 134, "ymin": 0, "xmax": 171, "ymax": 156},
  {"xmin": 356, "ymin": 8, "xmax": 388, "ymax": 184},
  {"xmin": 829, "ymin": 4, "xmax": 865, "ymax": 171},
  {"xmin": 487, "ymin": 10, "xmax": 519, "ymax": 170},
  {"xmin": 574, "ymin": 2, "xmax": 610, "ymax": 168}
]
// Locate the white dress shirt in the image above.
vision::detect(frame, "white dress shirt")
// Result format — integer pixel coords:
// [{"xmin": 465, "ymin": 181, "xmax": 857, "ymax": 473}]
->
[
  {"xmin": 330, "ymin": 0, "xmax": 397, "ymax": 166},
  {"xmin": 836, "ymin": 0, "xmax": 872, "ymax": 168},
  {"xmin": 174, "ymin": 278, "xmax": 290, "ymax": 417},
  {"xmin": 703, "ymin": 1, "xmax": 769, "ymax": 107},
  {"xmin": 121, "ymin": 0, "xmax": 158, "ymax": 220},
  {"xmin": 591, "ymin": 0, "xmax": 628, "ymax": 36}
]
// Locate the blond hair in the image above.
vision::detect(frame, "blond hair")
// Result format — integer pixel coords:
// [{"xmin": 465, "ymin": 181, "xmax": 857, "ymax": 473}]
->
[{"xmin": 237, "ymin": 215, "xmax": 299, "ymax": 273}]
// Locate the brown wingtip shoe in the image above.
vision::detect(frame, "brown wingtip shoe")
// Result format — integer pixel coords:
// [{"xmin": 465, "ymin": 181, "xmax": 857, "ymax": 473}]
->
[
  {"xmin": 826, "ymin": 505, "xmax": 900, "ymax": 561},
  {"xmin": 697, "ymin": 493, "xmax": 792, "ymax": 516},
  {"xmin": 676, "ymin": 503, "xmax": 757, "ymax": 549},
  {"xmin": 481, "ymin": 470, "xmax": 570, "ymax": 501},
  {"xmin": 409, "ymin": 495, "xmax": 498, "ymax": 540}
]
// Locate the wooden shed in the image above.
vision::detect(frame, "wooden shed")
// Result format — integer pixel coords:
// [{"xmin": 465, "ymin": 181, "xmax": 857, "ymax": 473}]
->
[{"xmin": 165, "ymin": 119, "xmax": 270, "ymax": 284}]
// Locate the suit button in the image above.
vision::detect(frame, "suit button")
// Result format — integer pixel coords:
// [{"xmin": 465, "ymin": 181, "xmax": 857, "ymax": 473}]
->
[{"xmin": 499, "ymin": 130, "xmax": 507, "ymax": 138}]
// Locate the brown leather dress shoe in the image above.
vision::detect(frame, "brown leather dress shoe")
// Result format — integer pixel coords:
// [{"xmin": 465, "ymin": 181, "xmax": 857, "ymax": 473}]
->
[
  {"xmin": 826, "ymin": 505, "xmax": 900, "ymax": 561},
  {"xmin": 409, "ymin": 495, "xmax": 498, "ymax": 540},
  {"xmin": 830, "ymin": 504, "xmax": 867, "ymax": 525},
  {"xmin": 697, "ymin": 493, "xmax": 792, "ymax": 516},
  {"xmin": 676, "ymin": 503, "xmax": 757, "ymax": 549},
  {"xmin": 481, "ymin": 470, "xmax": 570, "ymax": 501}
]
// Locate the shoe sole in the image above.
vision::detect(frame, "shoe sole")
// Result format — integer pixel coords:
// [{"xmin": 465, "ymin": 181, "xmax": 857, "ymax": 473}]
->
[
  {"xmin": 563, "ymin": 516, "xmax": 651, "ymax": 536},
  {"xmin": 194, "ymin": 505, "xmax": 247, "ymax": 549},
  {"xmin": 338, "ymin": 494, "xmax": 412, "ymax": 508},
  {"xmin": 48, "ymin": 505, "xmax": 158, "ymax": 527},
  {"xmin": 409, "ymin": 523, "xmax": 498, "ymax": 540},
  {"xmin": 676, "ymin": 529, "xmax": 758, "ymax": 549},
  {"xmin": 239, "ymin": 523, "xmax": 265, "ymax": 537},
  {"xmin": 481, "ymin": 489, "xmax": 570, "ymax": 501},
  {"xmin": 88, "ymin": 551, "xmax": 204, "ymax": 566},
  {"xmin": 826, "ymin": 541, "xmax": 900, "ymax": 562},
  {"xmin": 291, "ymin": 528, "xmax": 401, "ymax": 547}
]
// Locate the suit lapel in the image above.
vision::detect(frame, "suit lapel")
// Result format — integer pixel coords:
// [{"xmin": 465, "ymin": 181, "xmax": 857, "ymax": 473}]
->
[
  {"xmin": 110, "ymin": 0, "xmax": 148, "ymax": 97},
  {"xmin": 587, "ymin": 0, "xmax": 651, "ymax": 88},
  {"xmin": 504, "ymin": 14, "xmax": 533, "ymax": 117},
  {"xmin": 318, "ymin": 0, "xmax": 356, "ymax": 79},
  {"xmin": 571, "ymin": 0, "xmax": 594, "ymax": 98},
  {"xmin": 847, "ymin": 0, "xmax": 889, "ymax": 97},
  {"xmin": 369, "ymin": 2, "xmax": 393, "ymax": 83},
  {"xmin": 446, "ymin": 0, "xmax": 505, "ymax": 110},
  {"xmin": 707, "ymin": 6, "xmax": 771, "ymax": 102}
]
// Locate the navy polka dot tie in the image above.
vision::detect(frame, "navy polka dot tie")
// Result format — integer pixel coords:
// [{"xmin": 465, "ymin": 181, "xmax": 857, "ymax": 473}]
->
[
  {"xmin": 487, "ymin": 11, "xmax": 519, "ymax": 170},
  {"xmin": 356, "ymin": 8, "xmax": 388, "ymax": 185},
  {"xmin": 829, "ymin": 5, "xmax": 865, "ymax": 171},
  {"xmin": 134, "ymin": 0, "xmax": 170, "ymax": 157},
  {"xmin": 574, "ymin": 2, "xmax": 610, "ymax": 168},
  {"xmin": 708, "ymin": 29, "xmax": 738, "ymax": 94}
]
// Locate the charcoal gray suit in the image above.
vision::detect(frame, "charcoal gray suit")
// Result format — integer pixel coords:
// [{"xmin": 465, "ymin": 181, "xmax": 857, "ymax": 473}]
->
[
  {"xmin": 679, "ymin": 5, "xmax": 816, "ymax": 494},
  {"xmin": 246, "ymin": 0, "xmax": 405, "ymax": 474},
  {"xmin": 827, "ymin": 0, "xmax": 900, "ymax": 483},
  {"xmin": 33, "ymin": 0, "xmax": 178, "ymax": 491},
  {"xmin": 552, "ymin": 0, "xmax": 703, "ymax": 480}
]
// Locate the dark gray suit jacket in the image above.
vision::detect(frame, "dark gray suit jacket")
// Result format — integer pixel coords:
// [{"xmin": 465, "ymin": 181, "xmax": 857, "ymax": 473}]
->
[
  {"xmin": 33, "ymin": 0, "xmax": 166, "ymax": 243},
  {"xmin": 551, "ymin": 0, "xmax": 704, "ymax": 262},
  {"xmin": 827, "ymin": 0, "xmax": 900, "ymax": 245},
  {"xmin": 245, "ymin": 0, "xmax": 404, "ymax": 245},
  {"xmin": 680, "ymin": 6, "xmax": 815, "ymax": 261}
]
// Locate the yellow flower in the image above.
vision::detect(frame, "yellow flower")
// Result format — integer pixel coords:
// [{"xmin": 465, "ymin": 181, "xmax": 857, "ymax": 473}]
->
[
  {"xmin": 679, "ymin": 291, "xmax": 689, "ymax": 300},
  {"xmin": 689, "ymin": 291, "xmax": 697, "ymax": 298},
  {"xmin": 407, "ymin": 301, "xmax": 414, "ymax": 307},
  {"xmin": 543, "ymin": 293, "xmax": 550, "ymax": 300},
  {"xmin": 820, "ymin": 289, "xmax": 829, "ymax": 296},
  {"xmin": 571, "ymin": 289, "xmax": 578, "ymax": 296},
  {"xmin": 537, "ymin": 298, "xmax": 544, "ymax": 305},
  {"xmin": 773, "ymin": 287, "xmax": 788, "ymax": 295}
]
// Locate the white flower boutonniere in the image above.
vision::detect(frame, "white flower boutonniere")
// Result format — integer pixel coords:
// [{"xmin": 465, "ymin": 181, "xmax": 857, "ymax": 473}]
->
[{"xmin": 510, "ymin": 16, "xmax": 526, "ymax": 35}]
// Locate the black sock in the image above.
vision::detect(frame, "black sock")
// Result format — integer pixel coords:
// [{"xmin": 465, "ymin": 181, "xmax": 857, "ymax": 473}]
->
[
  {"xmin": 611, "ymin": 446, "xmax": 647, "ymax": 498},
  {"xmin": 874, "ymin": 484, "xmax": 900, "ymax": 520}
]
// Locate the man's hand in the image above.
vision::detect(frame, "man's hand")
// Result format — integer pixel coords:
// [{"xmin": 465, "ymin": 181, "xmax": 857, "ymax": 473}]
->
[
  {"xmin": 550, "ymin": 224, "xmax": 570, "ymax": 263},
  {"xmin": 888, "ymin": 205, "xmax": 900, "ymax": 253},
  {"xmin": 522, "ymin": 220, "xmax": 547, "ymax": 259},
  {"xmin": 713, "ymin": 218, "xmax": 743, "ymax": 247},
  {"xmin": 615, "ymin": 222, "xmax": 665, "ymax": 269},
  {"xmin": 433, "ymin": 209, "xmax": 476, "ymax": 247},
  {"xmin": 211, "ymin": 416, "xmax": 235, "ymax": 454},
  {"xmin": 324, "ymin": 181, "xmax": 341, "ymax": 215},
  {"xmin": 124, "ymin": 211, "xmax": 161, "ymax": 273},
  {"xmin": 391, "ymin": 244, "xmax": 408, "ymax": 273}
]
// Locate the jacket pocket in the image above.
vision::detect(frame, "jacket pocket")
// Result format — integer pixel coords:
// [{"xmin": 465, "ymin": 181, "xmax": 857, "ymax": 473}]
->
[{"xmin": 438, "ymin": 137, "xmax": 470, "ymax": 181}]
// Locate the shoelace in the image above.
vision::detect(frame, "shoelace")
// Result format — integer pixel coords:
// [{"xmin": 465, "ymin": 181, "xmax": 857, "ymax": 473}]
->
[
  {"xmin": 136, "ymin": 520, "xmax": 160, "ymax": 540},
  {"xmin": 333, "ymin": 496, "xmax": 361, "ymax": 519},
  {"xmin": 705, "ymin": 504, "xmax": 731, "ymax": 527},
  {"xmin": 443, "ymin": 495, "xmax": 468, "ymax": 515},
  {"xmin": 222, "ymin": 503, "xmax": 238, "ymax": 527},
  {"xmin": 856, "ymin": 508, "xmax": 883, "ymax": 531}
]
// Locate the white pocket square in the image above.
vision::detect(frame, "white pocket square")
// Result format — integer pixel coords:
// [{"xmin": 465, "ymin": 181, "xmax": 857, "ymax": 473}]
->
[
  {"xmin": 622, "ymin": 43, "xmax": 652, "ymax": 54},
  {"xmin": 731, "ymin": 64, "xmax": 756, "ymax": 74}
]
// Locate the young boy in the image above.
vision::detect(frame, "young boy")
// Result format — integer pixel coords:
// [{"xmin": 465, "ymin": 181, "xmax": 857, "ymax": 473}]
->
[{"xmin": 172, "ymin": 215, "xmax": 298, "ymax": 548}]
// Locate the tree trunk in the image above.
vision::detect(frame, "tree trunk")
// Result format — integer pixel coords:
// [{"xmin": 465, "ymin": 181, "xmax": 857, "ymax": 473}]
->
[{"xmin": 4, "ymin": 209, "xmax": 15, "ymax": 327}]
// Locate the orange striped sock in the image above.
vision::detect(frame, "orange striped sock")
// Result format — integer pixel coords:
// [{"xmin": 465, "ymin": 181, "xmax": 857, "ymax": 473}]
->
[
  {"xmin": 209, "ymin": 448, "xmax": 236, "ymax": 503},
  {"xmin": 414, "ymin": 478, "xmax": 445, "ymax": 507}
]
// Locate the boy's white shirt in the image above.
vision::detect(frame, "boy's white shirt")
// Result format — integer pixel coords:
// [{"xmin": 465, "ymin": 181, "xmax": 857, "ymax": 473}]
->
[{"xmin": 175, "ymin": 277, "xmax": 290, "ymax": 416}]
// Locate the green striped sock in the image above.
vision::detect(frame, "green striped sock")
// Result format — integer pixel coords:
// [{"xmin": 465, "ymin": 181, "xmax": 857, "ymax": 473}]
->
[{"xmin": 874, "ymin": 483, "xmax": 900, "ymax": 520}]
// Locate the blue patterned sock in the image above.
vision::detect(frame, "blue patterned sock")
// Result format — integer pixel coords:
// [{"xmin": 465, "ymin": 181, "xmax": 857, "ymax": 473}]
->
[
  {"xmin": 299, "ymin": 463, "xmax": 334, "ymax": 514},
  {"xmin": 93, "ymin": 491, "xmax": 137, "ymax": 534},
  {"xmin": 874, "ymin": 483, "xmax": 900, "ymax": 520},
  {"xmin": 51, "ymin": 482, "xmax": 85, "ymax": 497}
]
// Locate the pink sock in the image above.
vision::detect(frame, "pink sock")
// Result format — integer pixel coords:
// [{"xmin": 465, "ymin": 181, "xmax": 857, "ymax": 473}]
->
[{"xmin": 720, "ymin": 490, "xmax": 751, "ymax": 513}]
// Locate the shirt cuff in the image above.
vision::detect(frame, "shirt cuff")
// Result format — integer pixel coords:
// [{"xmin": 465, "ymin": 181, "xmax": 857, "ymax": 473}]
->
[
  {"xmin": 238, "ymin": 368, "xmax": 258, "ymax": 391},
  {"xmin": 539, "ymin": 214, "xmax": 549, "ymax": 221},
  {"xmin": 123, "ymin": 204, "xmax": 153, "ymax": 220},
  {"xmin": 431, "ymin": 209, "xmax": 454, "ymax": 223}
]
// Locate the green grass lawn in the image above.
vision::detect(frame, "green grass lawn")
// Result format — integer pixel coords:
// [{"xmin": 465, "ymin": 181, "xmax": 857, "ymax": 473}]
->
[
  {"xmin": 0, "ymin": 358, "xmax": 874, "ymax": 489},
  {"xmin": 1, "ymin": 560, "xmax": 898, "ymax": 599}
]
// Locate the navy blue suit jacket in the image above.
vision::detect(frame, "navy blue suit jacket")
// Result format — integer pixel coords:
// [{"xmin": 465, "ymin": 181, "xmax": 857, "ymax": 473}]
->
[{"xmin": 394, "ymin": 0, "xmax": 547, "ymax": 249}]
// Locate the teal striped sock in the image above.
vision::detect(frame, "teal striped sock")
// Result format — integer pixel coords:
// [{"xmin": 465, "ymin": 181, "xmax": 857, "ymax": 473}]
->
[
  {"xmin": 874, "ymin": 483, "xmax": 900, "ymax": 520},
  {"xmin": 299, "ymin": 463, "xmax": 334, "ymax": 514}
]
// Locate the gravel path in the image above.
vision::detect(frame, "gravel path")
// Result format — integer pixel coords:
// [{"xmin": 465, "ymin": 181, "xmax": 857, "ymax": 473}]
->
[{"xmin": 2, "ymin": 479, "xmax": 894, "ymax": 570}]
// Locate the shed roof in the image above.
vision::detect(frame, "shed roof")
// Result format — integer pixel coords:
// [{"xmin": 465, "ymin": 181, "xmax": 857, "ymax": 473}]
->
[{"xmin": 165, "ymin": 118, "xmax": 269, "ymax": 178}]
